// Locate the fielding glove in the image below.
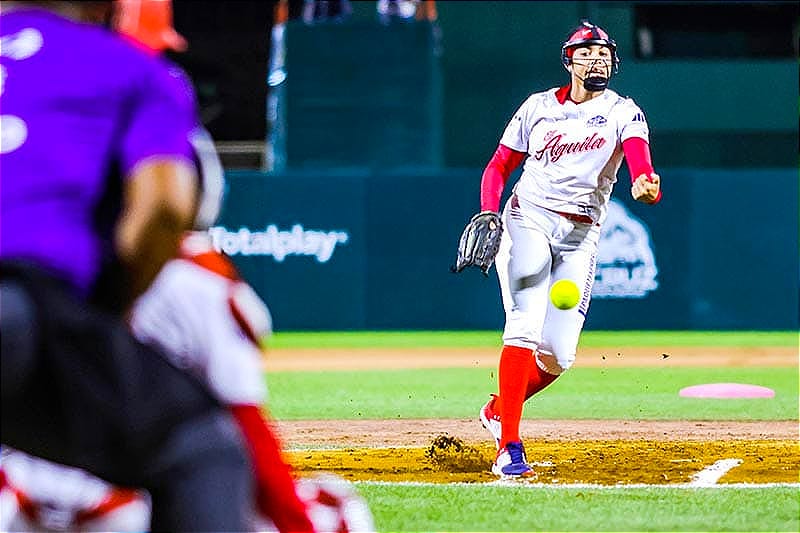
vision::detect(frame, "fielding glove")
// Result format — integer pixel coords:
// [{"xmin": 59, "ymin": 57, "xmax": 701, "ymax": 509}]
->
[{"xmin": 451, "ymin": 211, "xmax": 503, "ymax": 276}]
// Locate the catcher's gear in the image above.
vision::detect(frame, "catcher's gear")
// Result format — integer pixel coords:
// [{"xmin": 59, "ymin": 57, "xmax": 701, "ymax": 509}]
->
[{"xmin": 451, "ymin": 211, "xmax": 503, "ymax": 276}]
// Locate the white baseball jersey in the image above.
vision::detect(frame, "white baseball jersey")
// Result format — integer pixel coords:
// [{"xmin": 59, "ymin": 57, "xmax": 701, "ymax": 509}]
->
[
  {"xmin": 129, "ymin": 256, "xmax": 268, "ymax": 406},
  {"xmin": 500, "ymin": 87, "xmax": 649, "ymax": 225}
]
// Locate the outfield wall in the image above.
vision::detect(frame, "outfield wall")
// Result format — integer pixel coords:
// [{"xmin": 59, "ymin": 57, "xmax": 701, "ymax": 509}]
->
[{"xmin": 214, "ymin": 168, "xmax": 799, "ymax": 331}]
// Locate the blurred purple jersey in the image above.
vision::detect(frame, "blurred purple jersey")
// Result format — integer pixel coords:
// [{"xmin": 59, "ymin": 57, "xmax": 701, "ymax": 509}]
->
[{"xmin": 0, "ymin": 8, "xmax": 197, "ymax": 296}]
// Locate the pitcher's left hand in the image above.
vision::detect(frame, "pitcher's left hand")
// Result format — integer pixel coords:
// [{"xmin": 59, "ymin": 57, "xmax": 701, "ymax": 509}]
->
[{"xmin": 632, "ymin": 173, "xmax": 661, "ymax": 204}]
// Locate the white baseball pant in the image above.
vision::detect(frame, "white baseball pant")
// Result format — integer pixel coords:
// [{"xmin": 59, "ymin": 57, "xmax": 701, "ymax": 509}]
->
[{"xmin": 494, "ymin": 194, "xmax": 600, "ymax": 373}]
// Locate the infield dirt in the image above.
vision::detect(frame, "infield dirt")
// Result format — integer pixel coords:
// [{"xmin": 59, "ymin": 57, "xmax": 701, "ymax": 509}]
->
[{"xmin": 269, "ymin": 344, "xmax": 798, "ymax": 485}]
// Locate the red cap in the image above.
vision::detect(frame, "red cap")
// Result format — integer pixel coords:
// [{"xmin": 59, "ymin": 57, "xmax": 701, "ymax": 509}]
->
[{"xmin": 114, "ymin": 0, "xmax": 187, "ymax": 53}]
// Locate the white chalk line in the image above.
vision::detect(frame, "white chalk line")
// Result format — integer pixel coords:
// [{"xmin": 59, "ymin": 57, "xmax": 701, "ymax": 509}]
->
[
  {"xmin": 354, "ymin": 480, "xmax": 800, "ymax": 489},
  {"xmin": 688, "ymin": 458, "xmax": 744, "ymax": 487}
]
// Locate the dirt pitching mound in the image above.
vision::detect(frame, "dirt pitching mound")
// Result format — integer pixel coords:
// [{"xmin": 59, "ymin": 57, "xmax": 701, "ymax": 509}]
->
[{"xmin": 288, "ymin": 438, "xmax": 798, "ymax": 485}]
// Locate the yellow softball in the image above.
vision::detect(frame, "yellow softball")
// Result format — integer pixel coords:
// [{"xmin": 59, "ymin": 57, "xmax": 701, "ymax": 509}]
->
[{"xmin": 550, "ymin": 279, "xmax": 581, "ymax": 310}]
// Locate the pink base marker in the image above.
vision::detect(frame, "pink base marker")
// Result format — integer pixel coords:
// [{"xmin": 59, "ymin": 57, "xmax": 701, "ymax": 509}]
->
[{"xmin": 679, "ymin": 383, "xmax": 775, "ymax": 399}]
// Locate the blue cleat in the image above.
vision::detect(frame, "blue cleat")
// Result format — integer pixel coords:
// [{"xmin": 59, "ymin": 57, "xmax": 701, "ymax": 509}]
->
[{"xmin": 492, "ymin": 441, "xmax": 537, "ymax": 479}]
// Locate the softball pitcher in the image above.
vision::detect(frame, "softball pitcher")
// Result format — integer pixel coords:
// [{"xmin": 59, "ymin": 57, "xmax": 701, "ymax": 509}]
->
[{"xmin": 454, "ymin": 20, "xmax": 661, "ymax": 478}]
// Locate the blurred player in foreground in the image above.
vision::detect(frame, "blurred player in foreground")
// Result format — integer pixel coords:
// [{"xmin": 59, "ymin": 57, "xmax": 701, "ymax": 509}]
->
[
  {"xmin": 1, "ymin": 233, "xmax": 372, "ymax": 533},
  {"xmin": 129, "ymin": 232, "xmax": 373, "ymax": 533},
  {"xmin": 0, "ymin": 1, "xmax": 373, "ymax": 531},
  {"xmin": 0, "ymin": 0, "xmax": 255, "ymax": 530},
  {"xmin": 454, "ymin": 20, "xmax": 661, "ymax": 479}
]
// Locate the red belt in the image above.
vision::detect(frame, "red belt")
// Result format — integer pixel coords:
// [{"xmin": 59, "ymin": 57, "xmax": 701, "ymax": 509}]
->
[
  {"xmin": 551, "ymin": 209, "xmax": 596, "ymax": 225},
  {"xmin": 510, "ymin": 195, "xmax": 597, "ymax": 226}
]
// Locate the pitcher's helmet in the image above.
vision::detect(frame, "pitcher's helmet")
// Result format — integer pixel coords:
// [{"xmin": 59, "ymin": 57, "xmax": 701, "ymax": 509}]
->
[{"xmin": 561, "ymin": 20, "xmax": 619, "ymax": 75}]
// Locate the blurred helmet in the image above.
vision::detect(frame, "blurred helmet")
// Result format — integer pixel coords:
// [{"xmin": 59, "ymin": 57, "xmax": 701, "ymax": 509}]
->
[
  {"xmin": 561, "ymin": 20, "xmax": 619, "ymax": 75},
  {"xmin": 114, "ymin": 0, "xmax": 187, "ymax": 53},
  {"xmin": 188, "ymin": 126, "xmax": 226, "ymax": 230}
]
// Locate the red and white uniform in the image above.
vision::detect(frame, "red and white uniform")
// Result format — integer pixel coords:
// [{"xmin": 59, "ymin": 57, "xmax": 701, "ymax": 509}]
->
[
  {"xmin": 0, "ymin": 451, "xmax": 149, "ymax": 533},
  {"xmin": 131, "ymin": 231, "xmax": 316, "ymax": 533},
  {"xmin": 485, "ymin": 85, "xmax": 656, "ymax": 372},
  {"xmin": 130, "ymin": 232, "xmax": 270, "ymax": 406},
  {"xmin": 502, "ymin": 86, "xmax": 650, "ymax": 225}
]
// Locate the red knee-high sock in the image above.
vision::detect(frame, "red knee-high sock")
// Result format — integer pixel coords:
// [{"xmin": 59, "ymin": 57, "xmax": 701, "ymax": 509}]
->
[
  {"xmin": 230, "ymin": 405, "xmax": 315, "ymax": 533},
  {"xmin": 498, "ymin": 345, "xmax": 533, "ymax": 449},
  {"xmin": 525, "ymin": 355, "xmax": 559, "ymax": 401}
]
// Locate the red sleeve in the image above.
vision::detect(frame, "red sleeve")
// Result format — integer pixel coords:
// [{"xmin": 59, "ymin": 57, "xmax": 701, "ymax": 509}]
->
[
  {"xmin": 230, "ymin": 405, "xmax": 315, "ymax": 533},
  {"xmin": 480, "ymin": 144, "xmax": 526, "ymax": 212},
  {"xmin": 622, "ymin": 137, "xmax": 662, "ymax": 204},
  {"xmin": 622, "ymin": 137, "xmax": 654, "ymax": 180}
]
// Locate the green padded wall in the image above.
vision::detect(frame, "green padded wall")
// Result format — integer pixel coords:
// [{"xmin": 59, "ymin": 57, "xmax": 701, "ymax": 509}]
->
[
  {"xmin": 216, "ymin": 167, "xmax": 799, "ymax": 331},
  {"xmin": 282, "ymin": 21, "xmax": 443, "ymax": 170},
  {"xmin": 274, "ymin": 2, "xmax": 797, "ymax": 169}
]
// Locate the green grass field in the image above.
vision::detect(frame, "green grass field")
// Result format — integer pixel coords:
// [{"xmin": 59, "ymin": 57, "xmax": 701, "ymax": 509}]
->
[
  {"xmin": 267, "ymin": 367, "xmax": 798, "ymax": 420},
  {"xmin": 267, "ymin": 331, "xmax": 799, "ymax": 532},
  {"xmin": 358, "ymin": 483, "xmax": 800, "ymax": 532},
  {"xmin": 269, "ymin": 330, "xmax": 798, "ymax": 349}
]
